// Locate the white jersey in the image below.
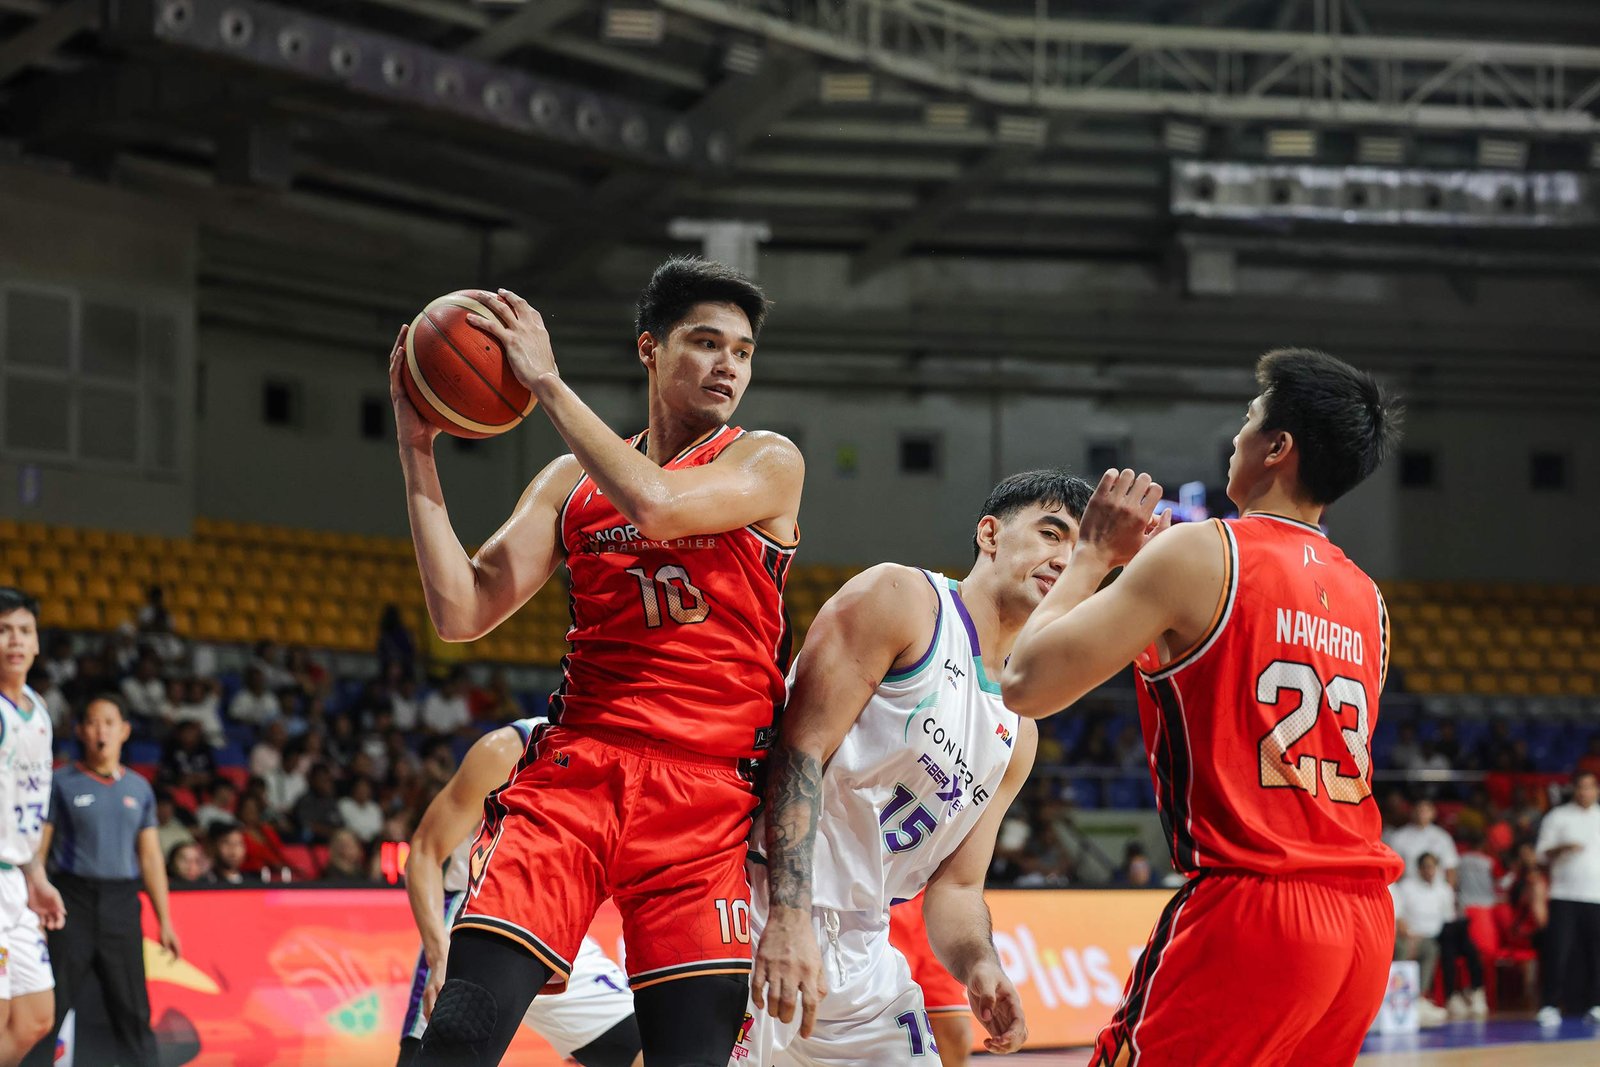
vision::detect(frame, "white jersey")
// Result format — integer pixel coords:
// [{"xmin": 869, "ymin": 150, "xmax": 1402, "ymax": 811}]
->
[
  {"xmin": 758, "ymin": 571, "xmax": 1019, "ymax": 917},
  {"xmin": 444, "ymin": 714, "xmax": 547, "ymax": 894},
  {"xmin": 0, "ymin": 686, "xmax": 53, "ymax": 867}
]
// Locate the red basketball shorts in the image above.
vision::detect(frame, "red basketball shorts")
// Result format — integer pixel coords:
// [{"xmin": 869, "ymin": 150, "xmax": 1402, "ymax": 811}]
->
[
  {"xmin": 455, "ymin": 725, "xmax": 759, "ymax": 991},
  {"xmin": 1091, "ymin": 870, "xmax": 1394, "ymax": 1067},
  {"xmin": 889, "ymin": 897, "xmax": 968, "ymax": 1014}
]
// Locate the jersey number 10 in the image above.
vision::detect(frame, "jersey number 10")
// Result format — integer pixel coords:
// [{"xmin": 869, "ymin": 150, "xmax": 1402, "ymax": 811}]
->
[
  {"xmin": 1256, "ymin": 659, "xmax": 1373, "ymax": 805},
  {"xmin": 625, "ymin": 565, "xmax": 710, "ymax": 629}
]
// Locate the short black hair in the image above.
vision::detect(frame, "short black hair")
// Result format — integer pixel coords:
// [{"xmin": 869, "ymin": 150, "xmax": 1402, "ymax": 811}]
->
[
  {"xmin": 973, "ymin": 468, "xmax": 1095, "ymax": 559},
  {"xmin": 634, "ymin": 256, "xmax": 771, "ymax": 342},
  {"xmin": 1255, "ymin": 348, "xmax": 1402, "ymax": 505},
  {"xmin": 1576, "ymin": 769, "xmax": 1598, "ymax": 786},
  {"xmin": 78, "ymin": 692, "xmax": 128, "ymax": 724},
  {"xmin": 1418, "ymin": 851, "xmax": 1438, "ymax": 866},
  {"xmin": 0, "ymin": 587, "xmax": 39, "ymax": 619},
  {"xmin": 209, "ymin": 821, "xmax": 243, "ymax": 845}
]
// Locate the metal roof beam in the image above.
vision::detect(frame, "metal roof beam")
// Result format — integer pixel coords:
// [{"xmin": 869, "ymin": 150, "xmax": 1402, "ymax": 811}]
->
[{"xmin": 0, "ymin": 0, "xmax": 97, "ymax": 84}]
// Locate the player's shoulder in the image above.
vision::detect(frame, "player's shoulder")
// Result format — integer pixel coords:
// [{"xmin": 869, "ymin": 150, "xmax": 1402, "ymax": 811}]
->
[
  {"xmin": 841, "ymin": 563, "xmax": 939, "ymax": 607},
  {"xmin": 723, "ymin": 428, "xmax": 805, "ymax": 468},
  {"xmin": 818, "ymin": 564, "xmax": 939, "ymax": 640}
]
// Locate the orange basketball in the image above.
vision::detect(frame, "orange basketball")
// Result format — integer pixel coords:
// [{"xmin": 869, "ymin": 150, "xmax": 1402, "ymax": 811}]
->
[{"xmin": 401, "ymin": 291, "xmax": 536, "ymax": 439}]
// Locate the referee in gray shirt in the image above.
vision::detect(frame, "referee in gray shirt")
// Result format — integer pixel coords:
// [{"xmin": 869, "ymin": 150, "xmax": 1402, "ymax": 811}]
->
[{"xmin": 32, "ymin": 694, "xmax": 180, "ymax": 1067}]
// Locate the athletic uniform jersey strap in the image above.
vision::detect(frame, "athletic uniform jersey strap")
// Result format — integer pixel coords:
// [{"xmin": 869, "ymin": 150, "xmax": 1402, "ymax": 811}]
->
[
  {"xmin": 443, "ymin": 715, "xmax": 550, "ymax": 894},
  {"xmin": 1133, "ymin": 515, "xmax": 1402, "ymax": 881},
  {"xmin": 759, "ymin": 571, "xmax": 1019, "ymax": 917},
  {"xmin": 553, "ymin": 425, "xmax": 796, "ymax": 761},
  {"xmin": 0, "ymin": 686, "xmax": 52, "ymax": 866}
]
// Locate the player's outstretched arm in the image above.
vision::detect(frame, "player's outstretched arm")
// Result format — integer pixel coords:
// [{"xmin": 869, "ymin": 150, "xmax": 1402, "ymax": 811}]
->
[
  {"xmin": 464, "ymin": 289, "xmax": 804, "ymax": 541},
  {"xmin": 405, "ymin": 726, "xmax": 525, "ymax": 1018},
  {"xmin": 923, "ymin": 720, "xmax": 1037, "ymax": 1054},
  {"xmin": 1002, "ymin": 469, "xmax": 1214, "ymax": 718},
  {"xmin": 393, "ymin": 335, "xmax": 579, "ymax": 645},
  {"xmin": 753, "ymin": 564, "xmax": 935, "ymax": 1036}
]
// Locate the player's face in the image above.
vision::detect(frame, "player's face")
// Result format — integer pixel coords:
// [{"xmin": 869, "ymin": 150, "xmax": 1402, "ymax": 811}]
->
[
  {"xmin": 993, "ymin": 504, "xmax": 1079, "ymax": 609},
  {"xmin": 77, "ymin": 701, "xmax": 131, "ymax": 763},
  {"xmin": 0, "ymin": 608, "xmax": 39, "ymax": 681},
  {"xmin": 1577, "ymin": 776, "xmax": 1599, "ymax": 808},
  {"xmin": 1226, "ymin": 394, "xmax": 1270, "ymax": 505},
  {"xmin": 646, "ymin": 301, "xmax": 755, "ymax": 424}
]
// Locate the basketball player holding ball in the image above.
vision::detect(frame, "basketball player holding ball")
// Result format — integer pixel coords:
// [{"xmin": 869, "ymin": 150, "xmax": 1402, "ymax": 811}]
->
[
  {"xmin": 388, "ymin": 258, "xmax": 803, "ymax": 1067},
  {"xmin": 1003, "ymin": 349, "xmax": 1404, "ymax": 1067}
]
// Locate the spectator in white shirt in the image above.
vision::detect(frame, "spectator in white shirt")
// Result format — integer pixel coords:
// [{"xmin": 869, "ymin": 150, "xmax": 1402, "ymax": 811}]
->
[
  {"xmin": 168, "ymin": 677, "xmax": 226, "ymax": 749},
  {"xmin": 1394, "ymin": 853, "xmax": 1455, "ymax": 1025},
  {"xmin": 120, "ymin": 653, "xmax": 172, "ymax": 724},
  {"xmin": 228, "ymin": 667, "xmax": 282, "ymax": 727},
  {"xmin": 250, "ymin": 720, "xmax": 289, "ymax": 780},
  {"xmin": 1535, "ymin": 770, "xmax": 1600, "ymax": 1027},
  {"xmin": 41, "ymin": 634, "xmax": 77, "ymax": 689},
  {"xmin": 420, "ymin": 671, "xmax": 471, "ymax": 737},
  {"xmin": 336, "ymin": 777, "xmax": 384, "ymax": 845},
  {"xmin": 1385, "ymin": 798, "xmax": 1460, "ymax": 882},
  {"xmin": 194, "ymin": 781, "xmax": 239, "ymax": 833},
  {"xmin": 391, "ymin": 677, "xmax": 420, "ymax": 733}
]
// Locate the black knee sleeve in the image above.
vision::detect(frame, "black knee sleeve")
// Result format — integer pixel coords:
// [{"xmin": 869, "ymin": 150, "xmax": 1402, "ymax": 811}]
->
[
  {"xmin": 396, "ymin": 1036, "xmax": 421, "ymax": 1067},
  {"xmin": 570, "ymin": 1014, "xmax": 643, "ymax": 1067},
  {"xmin": 416, "ymin": 979, "xmax": 499, "ymax": 1067},
  {"xmin": 633, "ymin": 973, "xmax": 749, "ymax": 1066}
]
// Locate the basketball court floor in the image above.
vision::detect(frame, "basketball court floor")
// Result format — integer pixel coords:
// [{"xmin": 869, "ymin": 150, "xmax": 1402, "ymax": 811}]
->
[{"xmin": 978, "ymin": 1017, "xmax": 1600, "ymax": 1065}]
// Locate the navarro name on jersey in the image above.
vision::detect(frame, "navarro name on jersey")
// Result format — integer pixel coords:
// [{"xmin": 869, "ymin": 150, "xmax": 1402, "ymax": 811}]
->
[{"xmin": 1276, "ymin": 608, "xmax": 1366, "ymax": 668}]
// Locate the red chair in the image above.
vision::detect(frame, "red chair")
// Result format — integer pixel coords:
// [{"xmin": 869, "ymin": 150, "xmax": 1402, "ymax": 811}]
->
[
  {"xmin": 277, "ymin": 844, "xmax": 317, "ymax": 881},
  {"xmin": 215, "ymin": 766, "xmax": 250, "ymax": 791}
]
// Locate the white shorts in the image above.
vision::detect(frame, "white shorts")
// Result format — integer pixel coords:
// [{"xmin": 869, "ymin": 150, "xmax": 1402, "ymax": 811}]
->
[
  {"xmin": 734, "ymin": 878, "xmax": 941, "ymax": 1067},
  {"xmin": 404, "ymin": 892, "xmax": 633, "ymax": 1057},
  {"xmin": 0, "ymin": 868, "xmax": 53, "ymax": 1000}
]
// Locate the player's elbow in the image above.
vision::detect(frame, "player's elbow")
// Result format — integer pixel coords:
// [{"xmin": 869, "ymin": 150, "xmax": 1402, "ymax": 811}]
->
[
  {"xmin": 999, "ymin": 663, "xmax": 1061, "ymax": 719},
  {"xmin": 629, "ymin": 496, "xmax": 692, "ymax": 541}
]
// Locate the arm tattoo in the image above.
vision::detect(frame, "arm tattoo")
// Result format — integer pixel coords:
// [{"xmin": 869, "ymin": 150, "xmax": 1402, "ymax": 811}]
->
[{"xmin": 765, "ymin": 745, "xmax": 823, "ymax": 910}]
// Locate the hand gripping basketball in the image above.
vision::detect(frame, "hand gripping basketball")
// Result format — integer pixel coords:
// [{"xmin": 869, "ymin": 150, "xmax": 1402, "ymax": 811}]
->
[
  {"xmin": 394, "ymin": 290, "xmax": 540, "ymax": 440},
  {"xmin": 460, "ymin": 288, "xmax": 561, "ymax": 397}
]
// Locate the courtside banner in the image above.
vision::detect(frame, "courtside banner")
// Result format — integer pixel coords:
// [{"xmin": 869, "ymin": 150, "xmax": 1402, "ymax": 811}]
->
[
  {"xmin": 121, "ymin": 887, "xmax": 1170, "ymax": 1064},
  {"xmin": 981, "ymin": 888, "xmax": 1176, "ymax": 1049}
]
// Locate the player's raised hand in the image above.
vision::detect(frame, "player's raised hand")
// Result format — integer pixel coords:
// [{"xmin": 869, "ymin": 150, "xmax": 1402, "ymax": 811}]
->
[
  {"xmin": 966, "ymin": 959, "xmax": 1028, "ymax": 1053},
  {"xmin": 1074, "ymin": 468, "xmax": 1164, "ymax": 568},
  {"xmin": 464, "ymin": 288, "xmax": 560, "ymax": 393},
  {"xmin": 387, "ymin": 324, "xmax": 440, "ymax": 450},
  {"xmin": 750, "ymin": 908, "xmax": 828, "ymax": 1038}
]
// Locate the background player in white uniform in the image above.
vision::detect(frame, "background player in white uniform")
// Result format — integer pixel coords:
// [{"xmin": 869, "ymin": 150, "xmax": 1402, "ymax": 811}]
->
[
  {"xmin": 400, "ymin": 716, "xmax": 641, "ymax": 1067},
  {"xmin": 742, "ymin": 470, "xmax": 1092, "ymax": 1065},
  {"xmin": 0, "ymin": 588, "xmax": 64, "ymax": 1067}
]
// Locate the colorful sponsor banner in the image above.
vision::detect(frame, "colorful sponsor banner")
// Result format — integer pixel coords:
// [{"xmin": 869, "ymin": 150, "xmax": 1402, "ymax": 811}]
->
[
  {"xmin": 980, "ymin": 888, "xmax": 1175, "ymax": 1049},
  {"xmin": 129, "ymin": 887, "xmax": 1170, "ymax": 1064}
]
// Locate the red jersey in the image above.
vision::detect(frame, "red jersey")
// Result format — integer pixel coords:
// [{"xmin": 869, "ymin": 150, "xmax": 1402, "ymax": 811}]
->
[
  {"xmin": 553, "ymin": 425, "xmax": 796, "ymax": 760},
  {"xmin": 1133, "ymin": 513, "xmax": 1402, "ymax": 881}
]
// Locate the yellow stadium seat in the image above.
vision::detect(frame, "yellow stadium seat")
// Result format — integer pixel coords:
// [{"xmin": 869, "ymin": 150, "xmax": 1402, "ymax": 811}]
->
[
  {"xmin": 338, "ymin": 623, "xmax": 368, "ymax": 651},
  {"xmin": 1484, "ymin": 648, "xmax": 1513, "ymax": 671},
  {"xmin": 223, "ymin": 617, "xmax": 254, "ymax": 643},
  {"xmin": 1419, "ymin": 647, "xmax": 1449, "ymax": 670},
  {"xmin": 0, "ymin": 518, "xmax": 17, "ymax": 544},
  {"xmin": 1406, "ymin": 670, "xmax": 1436, "ymax": 691},
  {"xmin": 84, "ymin": 575, "xmax": 113, "ymax": 602},
  {"xmin": 171, "ymin": 586, "xmax": 202, "ymax": 611},
  {"xmin": 1581, "ymin": 651, "xmax": 1600, "ymax": 674},
  {"xmin": 264, "ymin": 570, "xmax": 296, "ymax": 594},
  {"xmin": 1435, "ymin": 625, "xmax": 1463, "ymax": 647},
  {"xmin": 1528, "ymin": 627, "xmax": 1556, "ymax": 648},
  {"xmin": 281, "ymin": 619, "xmax": 311, "ymax": 644},
  {"xmin": 1444, "ymin": 605, "xmax": 1475, "ymax": 626},
  {"xmin": 168, "ymin": 608, "xmax": 193, "ymax": 635},
  {"xmin": 258, "ymin": 593, "xmax": 286, "ymax": 617},
  {"xmin": 211, "ymin": 519, "xmax": 241, "ymax": 541},
  {"xmin": 203, "ymin": 588, "xmax": 231, "ymax": 612},
  {"xmin": 122, "ymin": 558, "xmax": 155, "ymax": 583},
  {"xmin": 255, "ymin": 617, "xmax": 284, "ymax": 642},
  {"xmin": 1449, "ymin": 648, "xmax": 1482, "ymax": 671},
  {"xmin": 237, "ymin": 592, "xmax": 265, "ymax": 616},
  {"xmin": 33, "ymin": 547, "xmax": 65, "ymax": 571},
  {"xmin": 239, "ymin": 570, "xmax": 269, "ymax": 592},
  {"xmin": 195, "ymin": 612, "xmax": 227, "ymax": 641},
  {"xmin": 1570, "ymin": 675, "xmax": 1596, "ymax": 697},
  {"xmin": 191, "ymin": 543, "xmax": 220, "ymax": 565},
  {"xmin": 1513, "ymin": 648, "xmax": 1544, "ymax": 672},
  {"xmin": 311, "ymin": 621, "xmax": 340, "ymax": 648},
  {"xmin": 50, "ymin": 527, "xmax": 81, "ymax": 549},
  {"xmin": 1469, "ymin": 671, "xmax": 1503, "ymax": 695},
  {"xmin": 1548, "ymin": 649, "xmax": 1577, "ymax": 673},
  {"xmin": 1416, "ymin": 604, "xmax": 1444, "ymax": 625},
  {"xmin": 80, "ymin": 529, "xmax": 110, "ymax": 551},
  {"xmin": 1389, "ymin": 646, "xmax": 1418, "ymax": 670},
  {"xmin": 1434, "ymin": 671, "xmax": 1467, "ymax": 694},
  {"xmin": 68, "ymin": 602, "xmax": 102, "ymax": 629},
  {"xmin": 52, "ymin": 574, "xmax": 84, "ymax": 599},
  {"xmin": 192, "ymin": 517, "xmax": 218, "ymax": 539},
  {"xmin": 1503, "ymin": 673, "xmax": 1533, "ymax": 696},
  {"xmin": 220, "ymin": 545, "xmax": 248, "ymax": 567},
  {"xmin": 237, "ymin": 522, "xmax": 270, "ymax": 545}
]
